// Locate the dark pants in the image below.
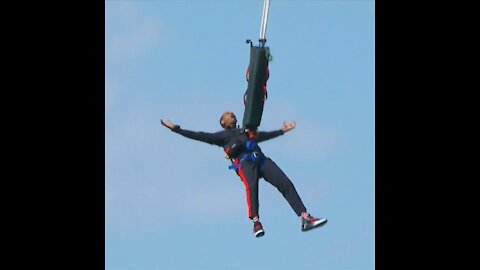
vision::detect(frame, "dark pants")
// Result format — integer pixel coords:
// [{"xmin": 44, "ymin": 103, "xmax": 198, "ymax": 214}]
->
[{"xmin": 236, "ymin": 156, "xmax": 307, "ymax": 219}]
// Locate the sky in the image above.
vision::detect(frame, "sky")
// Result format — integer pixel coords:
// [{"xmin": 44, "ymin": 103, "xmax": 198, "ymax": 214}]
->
[{"xmin": 105, "ymin": 1, "xmax": 375, "ymax": 269}]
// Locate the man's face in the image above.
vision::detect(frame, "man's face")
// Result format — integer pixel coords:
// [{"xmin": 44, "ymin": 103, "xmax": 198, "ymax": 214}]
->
[{"xmin": 221, "ymin": 112, "xmax": 237, "ymax": 129}]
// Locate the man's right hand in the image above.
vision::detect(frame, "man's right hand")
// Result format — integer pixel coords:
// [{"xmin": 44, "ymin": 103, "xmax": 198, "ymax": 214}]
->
[{"xmin": 161, "ymin": 119, "xmax": 175, "ymax": 130}]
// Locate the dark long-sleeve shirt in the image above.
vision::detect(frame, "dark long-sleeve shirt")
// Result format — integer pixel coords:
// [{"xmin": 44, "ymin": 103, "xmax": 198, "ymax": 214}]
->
[{"xmin": 171, "ymin": 125, "xmax": 284, "ymax": 157}]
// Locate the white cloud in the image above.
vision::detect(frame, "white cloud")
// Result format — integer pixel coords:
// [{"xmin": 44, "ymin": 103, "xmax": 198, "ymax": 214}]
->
[{"xmin": 105, "ymin": 1, "xmax": 163, "ymax": 62}]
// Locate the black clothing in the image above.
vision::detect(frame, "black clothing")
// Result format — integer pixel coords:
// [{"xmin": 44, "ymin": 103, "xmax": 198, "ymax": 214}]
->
[{"xmin": 171, "ymin": 126, "xmax": 307, "ymax": 219}]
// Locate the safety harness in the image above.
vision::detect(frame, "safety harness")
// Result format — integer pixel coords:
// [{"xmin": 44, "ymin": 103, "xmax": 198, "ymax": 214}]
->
[{"xmin": 227, "ymin": 139, "xmax": 265, "ymax": 171}]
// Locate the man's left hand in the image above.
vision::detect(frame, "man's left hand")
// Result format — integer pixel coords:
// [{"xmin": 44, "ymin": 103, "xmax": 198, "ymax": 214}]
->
[{"xmin": 281, "ymin": 121, "xmax": 296, "ymax": 133}]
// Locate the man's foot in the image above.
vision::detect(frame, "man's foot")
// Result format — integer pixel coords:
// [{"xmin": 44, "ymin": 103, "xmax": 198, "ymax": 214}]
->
[
  {"xmin": 301, "ymin": 215, "xmax": 327, "ymax": 232},
  {"xmin": 253, "ymin": 221, "xmax": 265, "ymax": 237}
]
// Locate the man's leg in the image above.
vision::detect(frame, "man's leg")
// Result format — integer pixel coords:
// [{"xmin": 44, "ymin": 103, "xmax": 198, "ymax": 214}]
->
[
  {"xmin": 236, "ymin": 161, "xmax": 260, "ymax": 219},
  {"xmin": 261, "ymin": 157, "xmax": 327, "ymax": 231},
  {"xmin": 236, "ymin": 160, "xmax": 265, "ymax": 237},
  {"xmin": 261, "ymin": 158, "xmax": 307, "ymax": 216}
]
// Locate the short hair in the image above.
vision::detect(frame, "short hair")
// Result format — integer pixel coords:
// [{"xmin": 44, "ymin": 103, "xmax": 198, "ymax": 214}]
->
[
  {"xmin": 220, "ymin": 112, "xmax": 235, "ymax": 128},
  {"xmin": 219, "ymin": 114, "xmax": 226, "ymax": 128}
]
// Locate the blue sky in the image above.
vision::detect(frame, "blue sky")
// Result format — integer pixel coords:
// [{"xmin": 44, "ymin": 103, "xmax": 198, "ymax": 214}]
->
[{"xmin": 106, "ymin": 1, "xmax": 374, "ymax": 269}]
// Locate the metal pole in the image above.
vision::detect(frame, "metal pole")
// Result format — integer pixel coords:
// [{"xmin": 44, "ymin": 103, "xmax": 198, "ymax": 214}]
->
[{"xmin": 259, "ymin": 0, "xmax": 270, "ymax": 45}]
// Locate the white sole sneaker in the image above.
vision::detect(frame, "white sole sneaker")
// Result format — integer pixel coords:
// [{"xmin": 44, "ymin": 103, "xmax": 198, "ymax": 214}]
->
[
  {"xmin": 302, "ymin": 218, "xmax": 328, "ymax": 232},
  {"xmin": 254, "ymin": 229, "xmax": 265, "ymax": 237},
  {"xmin": 313, "ymin": 218, "xmax": 328, "ymax": 226}
]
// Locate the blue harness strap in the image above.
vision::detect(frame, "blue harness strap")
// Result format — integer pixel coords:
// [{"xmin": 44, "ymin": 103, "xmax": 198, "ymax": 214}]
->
[
  {"xmin": 228, "ymin": 155, "xmax": 248, "ymax": 170},
  {"xmin": 228, "ymin": 140, "xmax": 265, "ymax": 170}
]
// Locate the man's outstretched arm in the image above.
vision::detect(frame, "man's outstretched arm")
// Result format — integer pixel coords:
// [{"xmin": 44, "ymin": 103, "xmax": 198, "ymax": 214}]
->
[
  {"xmin": 161, "ymin": 119, "xmax": 224, "ymax": 146},
  {"xmin": 256, "ymin": 121, "xmax": 296, "ymax": 142}
]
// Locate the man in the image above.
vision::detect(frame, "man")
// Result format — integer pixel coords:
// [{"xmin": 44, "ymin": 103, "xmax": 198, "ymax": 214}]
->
[{"xmin": 161, "ymin": 112, "xmax": 327, "ymax": 237}]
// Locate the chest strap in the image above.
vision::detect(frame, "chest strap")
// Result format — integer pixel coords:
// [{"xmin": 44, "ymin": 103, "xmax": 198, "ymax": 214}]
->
[{"xmin": 228, "ymin": 140, "xmax": 265, "ymax": 170}]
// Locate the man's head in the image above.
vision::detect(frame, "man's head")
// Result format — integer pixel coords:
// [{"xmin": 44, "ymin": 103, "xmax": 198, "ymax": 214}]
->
[{"xmin": 220, "ymin": 111, "xmax": 237, "ymax": 129}]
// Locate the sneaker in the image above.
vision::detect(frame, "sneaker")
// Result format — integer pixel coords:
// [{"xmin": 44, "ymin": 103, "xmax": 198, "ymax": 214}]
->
[
  {"xmin": 301, "ymin": 215, "xmax": 327, "ymax": 232},
  {"xmin": 253, "ymin": 221, "xmax": 265, "ymax": 237}
]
